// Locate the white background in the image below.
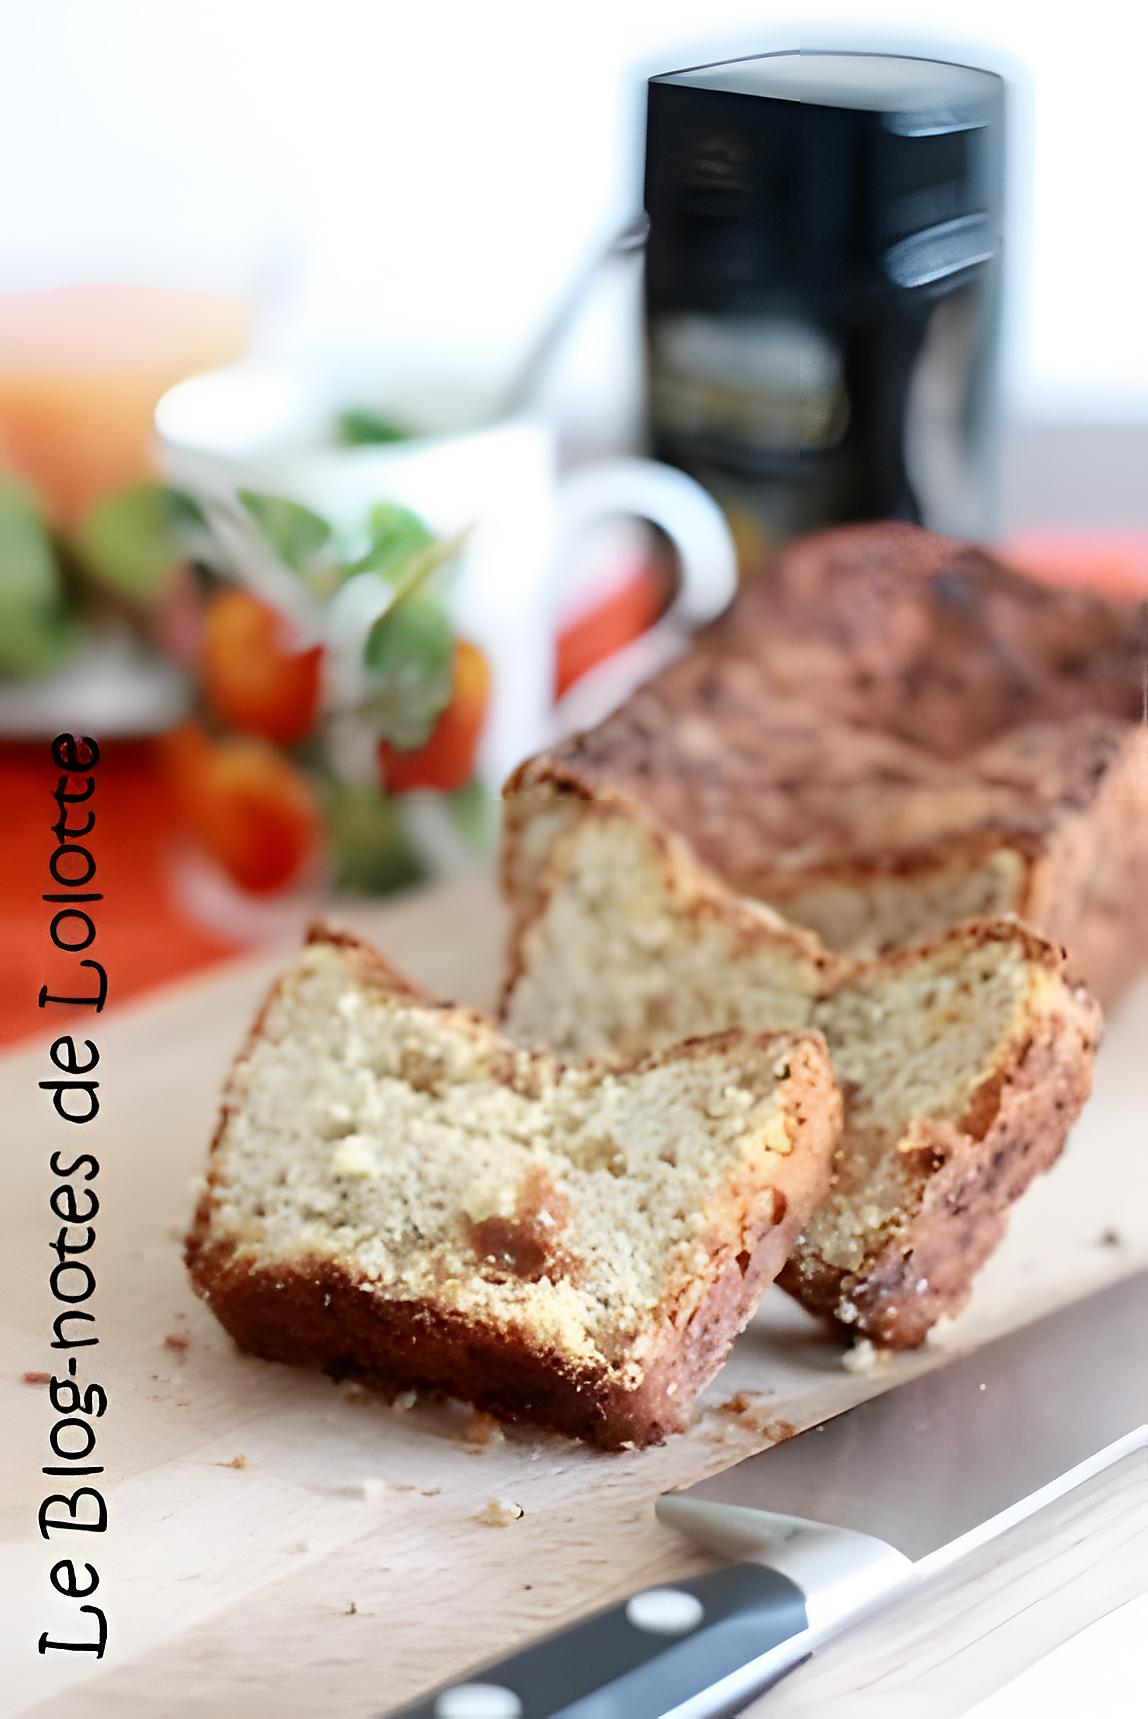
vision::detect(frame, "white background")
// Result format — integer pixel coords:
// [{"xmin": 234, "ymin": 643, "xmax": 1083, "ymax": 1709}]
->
[{"xmin": 3, "ymin": 0, "xmax": 1146, "ymax": 420}]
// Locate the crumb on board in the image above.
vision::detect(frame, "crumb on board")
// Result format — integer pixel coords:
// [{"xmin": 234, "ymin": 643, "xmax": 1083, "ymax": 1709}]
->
[
  {"xmin": 345, "ymin": 1601, "xmax": 358, "ymax": 1616},
  {"xmin": 339, "ymin": 1379, "xmax": 373, "ymax": 1404},
  {"xmin": 22, "ymin": 1370, "xmax": 52, "ymax": 1385},
  {"xmin": 215, "ymin": 1455, "xmax": 248, "ymax": 1470},
  {"xmin": 712, "ymin": 1392, "xmax": 796, "ymax": 1445},
  {"xmin": 393, "ymin": 1483, "xmax": 441, "ymax": 1499},
  {"xmin": 360, "ymin": 1477, "xmax": 388, "ymax": 1503},
  {"xmin": 842, "ymin": 1337, "xmax": 891, "ymax": 1375},
  {"xmin": 391, "ymin": 1389, "xmax": 417, "ymax": 1412},
  {"xmin": 1099, "ymin": 1228, "xmax": 1122, "ymax": 1248},
  {"xmin": 463, "ymin": 1411, "xmax": 505, "ymax": 1449},
  {"xmin": 474, "ymin": 1497, "xmax": 523, "ymax": 1527},
  {"xmin": 163, "ymin": 1332, "xmax": 191, "ymax": 1352},
  {"xmin": 284, "ymin": 1540, "xmax": 309, "ymax": 1554}
]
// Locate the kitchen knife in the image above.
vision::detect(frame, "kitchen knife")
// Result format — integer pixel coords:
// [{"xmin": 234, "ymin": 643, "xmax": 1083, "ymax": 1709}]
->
[{"xmin": 389, "ymin": 1271, "xmax": 1147, "ymax": 1719}]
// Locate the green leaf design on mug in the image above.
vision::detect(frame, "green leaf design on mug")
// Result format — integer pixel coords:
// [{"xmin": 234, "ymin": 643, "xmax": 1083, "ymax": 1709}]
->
[
  {"xmin": 350, "ymin": 502, "xmax": 436, "ymax": 581},
  {"xmin": 0, "ymin": 476, "xmax": 84, "ymax": 676},
  {"xmin": 321, "ymin": 780, "xmax": 427, "ymax": 894},
  {"xmin": 74, "ymin": 482, "xmax": 182, "ymax": 601},
  {"xmin": 335, "ymin": 408, "xmax": 412, "ymax": 447},
  {"xmin": 238, "ymin": 489, "xmax": 334, "ymax": 574},
  {"xmin": 449, "ymin": 778, "xmax": 496, "ymax": 848},
  {"xmin": 363, "ymin": 589, "xmax": 454, "ymax": 750}
]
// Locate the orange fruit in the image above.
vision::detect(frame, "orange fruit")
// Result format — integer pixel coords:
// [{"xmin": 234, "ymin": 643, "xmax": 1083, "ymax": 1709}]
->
[
  {"xmin": 202, "ymin": 588, "xmax": 323, "ymax": 746},
  {"xmin": 378, "ymin": 639, "xmax": 491, "ymax": 794},
  {"xmin": 174, "ymin": 732, "xmax": 322, "ymax": 895}
]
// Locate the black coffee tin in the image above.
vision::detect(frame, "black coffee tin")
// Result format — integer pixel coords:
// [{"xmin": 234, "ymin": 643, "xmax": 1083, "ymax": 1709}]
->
[{"xmin": 643, "ymin": 51, "xmax": 1006, "ymax": 551}]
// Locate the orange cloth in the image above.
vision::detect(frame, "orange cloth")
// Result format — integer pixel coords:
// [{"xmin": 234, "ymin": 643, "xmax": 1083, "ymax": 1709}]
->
[{"xmin": 0, "ymin": 740, "xmax": 236, "ymax": 1047}]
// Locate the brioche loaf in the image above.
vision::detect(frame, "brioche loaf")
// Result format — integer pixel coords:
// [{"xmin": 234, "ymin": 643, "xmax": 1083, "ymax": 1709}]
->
[
  {"xmin": 504, "ymin": 522, "xmax": 1148, "ymax": 1005},
  {"xmin": 502, "ymin": 806, "xmax": 1101, "ymax": 1347},
  {"xmin": 187, "ymin": 927, "xmax": 842, "ymax": 1447}
]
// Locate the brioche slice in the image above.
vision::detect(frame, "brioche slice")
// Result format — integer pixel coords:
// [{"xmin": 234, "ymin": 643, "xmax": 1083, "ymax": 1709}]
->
[
  {"xmin": 187, "ymin": 927, "xmax": 841, "ymax": 1447},
  {"xmin": 502, "ymin": 806, "xmax": 1101, "ymax": 1347},
  {"xmin": 503, "ymin": 521, "xmax": 1148, "ymax": 1007}
]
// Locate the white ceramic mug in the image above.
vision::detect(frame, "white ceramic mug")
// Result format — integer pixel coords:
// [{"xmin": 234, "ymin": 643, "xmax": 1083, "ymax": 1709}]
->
[{"xmin": 156, "ymin": 362, "xmax": 738, "ymax": 795}]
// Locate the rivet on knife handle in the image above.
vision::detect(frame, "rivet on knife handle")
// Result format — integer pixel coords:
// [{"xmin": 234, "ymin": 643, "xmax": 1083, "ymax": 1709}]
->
[{"xmin": 385, "ymin": 1562, "xmax": 810, "ymax": 1719}]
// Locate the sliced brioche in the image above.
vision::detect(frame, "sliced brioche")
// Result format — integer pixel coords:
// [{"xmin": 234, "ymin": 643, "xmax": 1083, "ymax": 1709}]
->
[
  {"xmin": 187, "ymin": 927, "xmax": 841, "ymax": 1447},
  {"xmin": 503, "ymin": 524, "xmax": 1148, "ymax": 1007},
  {"xmin": 502, "ymin": 806, "xmax": 1101, "ymax": 1347}
]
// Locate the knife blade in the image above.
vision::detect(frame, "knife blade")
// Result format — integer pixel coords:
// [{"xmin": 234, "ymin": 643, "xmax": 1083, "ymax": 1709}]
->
[{"xmin": 389, "ymin": 1272, "xmax": 1147, "ymax": 1719}]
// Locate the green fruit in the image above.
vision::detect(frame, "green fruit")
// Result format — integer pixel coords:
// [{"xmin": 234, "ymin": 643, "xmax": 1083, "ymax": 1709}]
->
[
  {"xmin": 0, "ymin": 476, "xmax": 83, "ymax": 676},
  {"xmin": 75, "ymin": 482, "xmax": 181, "ymax": 602}
]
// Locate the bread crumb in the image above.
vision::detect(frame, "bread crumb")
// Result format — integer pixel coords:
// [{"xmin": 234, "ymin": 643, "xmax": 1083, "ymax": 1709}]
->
[
  {"xmin": 345, "ymin": 1601, "xmax": 358, "ymax": 1615},
  {"xmin": 463, "ymin": 1411, "xmax": 505, "ymax": 1449},
  {"xmin": 929, "ymin": 1313, "xmax": 958, "ymax": 1338},
  {"xmin": 713, "ymin": 1393, "xmax": 795, "ymax": 1444},
  {"xmin": 284, "ymin": 1539, "xmax": 309, "ymax": 1554},
  {"xmin": 216, "ymin": 1454, "xmax": 248, "ymax": 1470},
  {"xmin": 360, "ymin": 1477, "xmax": 388, "ymax": 1503},
  {"xmin": 391, "ymin": 1388, "xmax": 417, "ymax": 1412},
  {"xmin": 339, "ymin": 1379, "xmax": 373, "ymax": 1404},
  {"xmin": 164, "ymin": 1332, "xmax": 191, "ymax": 1352},
  {"xmin": 842, "ymin": 1337, "xmax": 891, "ymax": 1374},
  {"xmin": 474, "ymin": 1497, "xmax": 523, "ymax": 1526},
  {"xmin": 22, "ymin": 1370, "xmax": 52, "ymax": 1385},
  {"xmin": 1098, "ymin": 1228, "xmax": 1122, "ymax": 1248},
  {"xmin": 331, "ymin": 1137, "xmax": 376, "ymax": 1179}
]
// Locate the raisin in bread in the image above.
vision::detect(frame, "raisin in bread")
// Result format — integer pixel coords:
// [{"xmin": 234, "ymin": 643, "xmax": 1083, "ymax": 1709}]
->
[
  {"xmin": 502, "ymin": 806, "xmax": 1100, "ymax": 1347},
  {"xmin": 187, "ymin": 926, "xmax": 841, "ymax": 1447}
]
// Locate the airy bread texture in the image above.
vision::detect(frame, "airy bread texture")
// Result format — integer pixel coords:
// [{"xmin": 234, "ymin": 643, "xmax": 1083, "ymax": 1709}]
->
[
  {"xmin": 504, "ymin": 523, "xmax": 1148, "ymax": 1006},
  {"xmin": 502, "ymin": 806, "xmax": 1101, "ymax": 1347},
  {"xmin": 187, "ymin": 927, "xmax": 842, "ymax": 1447}
]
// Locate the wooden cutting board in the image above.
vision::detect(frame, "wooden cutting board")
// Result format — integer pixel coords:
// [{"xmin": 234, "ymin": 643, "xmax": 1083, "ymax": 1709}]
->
[{"xmin": 3, "ymin": 878, "xmax": 1146, "ymax": 1719}]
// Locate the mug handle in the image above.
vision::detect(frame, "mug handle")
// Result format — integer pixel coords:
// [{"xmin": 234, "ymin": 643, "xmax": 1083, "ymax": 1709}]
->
[{"xmin": 548, "ymin": 457, "xmax": 738, "ymax": 737}]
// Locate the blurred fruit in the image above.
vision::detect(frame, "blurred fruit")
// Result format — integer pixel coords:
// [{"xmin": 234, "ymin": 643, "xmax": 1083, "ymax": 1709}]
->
[
  {"xmin": 202, "ymin": 588, "xmax": 323, "ymax": 746},
  {"xmin": 321, "ymin": 781, "xmax": 426, "ymax": 894},
  {"xmin": 378, "ymin": 639, "xmax": 491, "ymax": 793},
  {"xmin": 0, "ymin": 474, "xmax": 83, "ymax": 676},
  {"xmin": 170, "ymin": 727, "xmax": 322, "ymax": 895},
  {"xmin": 0, "ymin": 285, "xmax": 249, "ymax": 525},
  {"xmin": 74, "ymin": 482, "xmax": 182, "ymax": 603},
  {"xmin": 555, "ymin": 562, "xmax": 662, "ymax": 698}
]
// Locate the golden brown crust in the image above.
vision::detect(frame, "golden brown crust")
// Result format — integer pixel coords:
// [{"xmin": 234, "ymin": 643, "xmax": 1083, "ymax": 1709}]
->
[
  {"xmin": 779, "ymin": 975, "xmax": 1102, "ymax": 1345},
  {"xmin": 503, "ymin": 524, "xmax": 1148, "ymax": 1005},
  {"xmin": 187, "ymin": 1089, "xmax": 828, "ymax": 1451},
  {"xmin": 186, "ymin": 932, "xmax": 842, "ymax": 1447},
  {"xmin": 720, "ymin": 521, "xmax": 1145, "ymax": 755}
]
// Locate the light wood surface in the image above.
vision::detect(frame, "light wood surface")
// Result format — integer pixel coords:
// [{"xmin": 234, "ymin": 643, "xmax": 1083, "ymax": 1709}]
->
[{"xmin": 2, "ymin": 877, "xmax": 1145, "ymax": 1718}]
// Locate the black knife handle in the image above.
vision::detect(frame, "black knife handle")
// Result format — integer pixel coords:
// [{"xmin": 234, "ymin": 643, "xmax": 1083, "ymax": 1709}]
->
[{"xmin": 386, "ymin": 1562, "xmax": 809, "ymax": 1719}]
